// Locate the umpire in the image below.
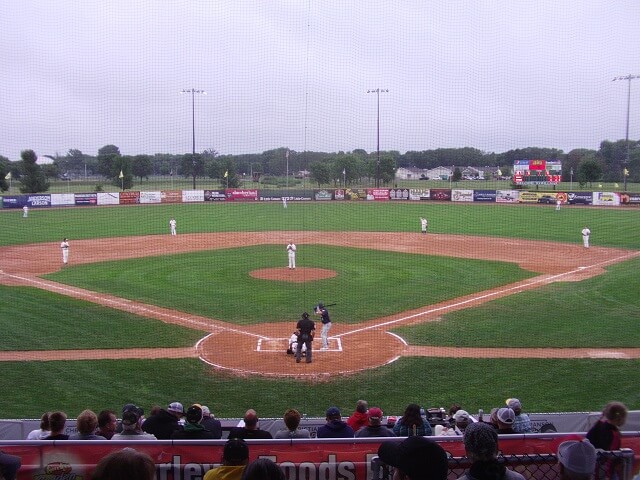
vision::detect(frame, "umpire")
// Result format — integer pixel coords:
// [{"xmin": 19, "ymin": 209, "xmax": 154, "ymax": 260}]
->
[{"xmin": 295, "ymin": 312, "xmax": 315, "ymax": 364}]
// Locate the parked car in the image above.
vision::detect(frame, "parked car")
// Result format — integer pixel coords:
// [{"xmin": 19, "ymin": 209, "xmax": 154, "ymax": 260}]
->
[
  {"xmin": 568, "ymin": 196, "xmax": 590, "ymax": 205},
  {"xmin": 537, "ymin": 195, "xmax": 556, "ymax": 204}
]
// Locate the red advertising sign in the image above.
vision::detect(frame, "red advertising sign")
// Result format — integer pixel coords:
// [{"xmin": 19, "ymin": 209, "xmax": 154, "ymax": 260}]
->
[
  {"xmin": 118, "ymin": 191, "xmax": 140, "ymax": 204},
  {"xmin": 226, "ymin": 189, "xmax": 259, "ymax": 201},
  {"xmin": 366, "ymin": 189, "xmax": 390, "ymax": 201}
]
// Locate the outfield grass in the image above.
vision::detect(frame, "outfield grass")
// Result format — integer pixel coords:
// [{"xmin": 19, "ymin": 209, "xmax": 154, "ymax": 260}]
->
[{"xmin": 0, "ymin": 201, "xmax": 639, "ymax": 418}]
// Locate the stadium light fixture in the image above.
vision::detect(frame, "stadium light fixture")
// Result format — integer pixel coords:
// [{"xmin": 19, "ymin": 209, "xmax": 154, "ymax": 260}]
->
[
  {"xmin": 367, "ymin": 88, "xmax": 389, "ymax": 187},
  {"xmin": 612, "ymin": 75, "xmax": 639, "ymax": 191},
  {"xmin": 181, "ymin": 88, "xmax": 207, "ymax": 189}
]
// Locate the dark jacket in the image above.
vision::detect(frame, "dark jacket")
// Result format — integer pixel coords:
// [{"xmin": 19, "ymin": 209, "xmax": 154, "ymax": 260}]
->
[
  {"xmin": 317, "ymin": 420, "xmax": 355, "ymax": 438},
  {"xmin": 141, "ymin": 409, "xmax": 182, "ymax": 440},
  {"xmin": 171, "ymin": 423, "xmax": 217, "ymax": 440},
  {"xmin": 201, "ymin": 417, "xmax": 223, "ymax": 439},
  {"xmin": 228, "ymin": 427, "xmax": 273, "ymax": 440}
]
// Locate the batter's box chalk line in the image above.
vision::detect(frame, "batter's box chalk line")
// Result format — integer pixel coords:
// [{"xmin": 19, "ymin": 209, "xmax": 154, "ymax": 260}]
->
[{"xmin": 256, "ymin": 337, "xmax": 342, "ymax": 352}]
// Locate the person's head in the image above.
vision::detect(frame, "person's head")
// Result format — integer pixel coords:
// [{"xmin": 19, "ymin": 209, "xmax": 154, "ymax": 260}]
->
[
  {"xmin": 448, "ymin": 404, "xmax": 462, "ymax": 418},
  {"xmin": 241, "ymin": 458, "xmax": 284, "ymax": 480},
  {"xmin": 506, "ymin": 398, "xmax": 522, "ymax": 415},
  {"xmin": 202, "ymin": 406, "xmax": 212, "ymax": 419},
  {"xmin": 557, "ymin": 439, "xmax": 597, "ymax": 480},
  {"xmin": 93, "ymin": 448, "xmax": 156, "ymax": 480},
  {"xmin": 121, "ymin": 410, "xmax": 140, "ymax": 431},
  {"xmin": 49, "ymin": 411, "xmax": 67, "ymax": 435},
  {"xmin": 222, "ymin": 438, "xmax": 250, "ymax": 466},
  {"xmin": 39, "ymin": 412, "xmax": 51, "ymax": 431},
  {"xmin": 283, "ymin": 409, "xmax": 302, "ymax": 431},
  {"xmin": 367, "ymin": 407, "xmax": 384, "ymax": 426},
  {"xmin": 76, "ymin": 409, "xmax": 99, "ymax": 435},
  {"xmin": 243, "ymin": 409, "xmax": 259, "ymax": 429},
  {"xmin": 378, "ymin": 436, "xmax": 448, "ymax": 480},
  {"xmin": 301, "ymin": 312, "xmax": 310, "ymax": 320},
  {"xmin": 453, "ymin": 410, "xmax": 472, "ymax": 431},
  {"xmin": 186, "ymin": 404, "xmax": 204, "ymax": 425},
  {"xmin": 496, "ymin": 408, "xmax": 515, "ymax": 429},
  {"xmin": 325, "ymin": 406, "xmax": 341, "ymax": 422},
  {"xmin": 463, "ymin": 422, "xmax": 499, "ymax": 462},
  {"xmin": 402, "ymin": 403, "xmax": 424, "ymax": 426},
  {"xmin": 355, "ymin": 400, "xmax": 368, "ymax": 414},
  {"xmin": 167, "ymin": 402, "xmax": 184, "ymax": 419},
  {"xmin": 602, "ymin": 401, "xmax": 628, "ymax": 427},
  {"xmin": 97, "ymin": 410, "xmax": 117, "ymax": 434}
]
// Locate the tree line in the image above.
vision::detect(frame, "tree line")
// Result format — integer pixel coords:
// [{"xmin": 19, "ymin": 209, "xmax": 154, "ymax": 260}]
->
[{"xmin": 0, "ymin": 139, "xmax": 637, "ymax": 193}]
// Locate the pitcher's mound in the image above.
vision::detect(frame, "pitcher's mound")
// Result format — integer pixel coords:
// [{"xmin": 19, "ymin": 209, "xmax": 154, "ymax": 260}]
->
[{"xmin": 250, "ymin": 267, "xmax": 337, "ymax": 283}]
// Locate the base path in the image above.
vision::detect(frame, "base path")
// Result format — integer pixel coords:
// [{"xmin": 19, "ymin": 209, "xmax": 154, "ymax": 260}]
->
[{"xmin": 1, "ymin": 232, "xmax": 638, "ymax": 378}]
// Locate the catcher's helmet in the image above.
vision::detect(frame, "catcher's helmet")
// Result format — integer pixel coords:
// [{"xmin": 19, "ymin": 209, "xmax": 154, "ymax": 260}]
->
[
  {"xmin": 302, "ymin": 312, "xmax": 309, "ymax": 318},
  {"xmin": 318, "ymin": 302, "xmax": 324, "ymax": 308}
]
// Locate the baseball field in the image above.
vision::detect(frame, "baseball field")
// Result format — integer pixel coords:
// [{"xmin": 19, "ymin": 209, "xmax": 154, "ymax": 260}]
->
[{"xmin": 1, "ymin": 201, "xmax": 639, "ymax": 420}]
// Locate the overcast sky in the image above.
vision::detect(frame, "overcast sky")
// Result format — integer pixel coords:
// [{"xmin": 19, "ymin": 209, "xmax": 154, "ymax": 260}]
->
[{"xmin": 1, "ymin": 0, "xmax": 639, "ymax": 161}]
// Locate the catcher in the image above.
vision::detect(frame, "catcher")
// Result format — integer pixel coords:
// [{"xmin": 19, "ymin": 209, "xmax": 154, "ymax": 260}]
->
[{"xmin": 294, "ymin": 312, "xmax": 315, "ymax": 364}]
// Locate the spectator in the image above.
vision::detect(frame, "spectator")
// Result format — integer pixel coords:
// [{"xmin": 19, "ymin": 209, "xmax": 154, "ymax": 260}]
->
[
  {"xmin": 557, "ymin": 439, "xmax": 597, "ymax": 480},
  {"xmin": 93, "ymin": 448, "xmax": 156, "ymax": 480},
  {"xmin": 435, "ymin": 409, "xmax": 472, "ymax": 436},
  {"xmin": 116, "ymin": 404, "xmax": 145, "ymax": 434},
  {"xmin": 488, "ymin": 408, "xmax": 500, "ymax": 430},
  {"xmin": 507, "ymin": 398, "xmax": 532, "ymax": 433},
  {"xmin": 317, "ymin": 407, "xmax": 355, "ymax": 438},
  {"xmin": 26, "ymin": 412, "xmax": 51, "ymax": 440},
  {"xmin": 393, "ymin": 403, "xmax": 433, "ymax": 437},
  {"xmin": 228, "ymin": 409, "xmax": 273, "ymax": 440},
  {"xmin": 458, "ymin": 421, "xmax": 525, "ymax": 480},
  {"xmin": 355, "ymin": 407, "xmax": 395, "ymax": 438},
  {"xmin": 274, "ymin": 408, "xmax": 310, "ymax": 439},
  {"xmin": 586, "ymin": 401, "xmax": 628, "ymax": 450},
  {"xmin": 112, "ymin": 410, "xmax": 157, "ymax": 440},
  {"xmin": 346, "ymin": 400, "xmax": 369, "ymax": 433},
  {"xmin": 0, "ymin": 451, "xmax": 21, "ymax": 480},
  {"xmin": 201, "ymin": 406, "xmax": 223, "ymax": 439},
  {"xmin": 141, "ymin": 401, "xmax": 184, "ymax": 439},
  {"xmin": 171, "ymin": 404, "xmax": 218, "ymax": 439},
  {"xmin": 495, "ymin": 408, "xmax": 515, "ymax": 434},
  {"xmin": 241, "ymin": 458, "xmax": 285, "ymax": 480},
  {"xmin": 378, "ymin": 436, "xmax": 448, "ymax": 480},
  {"xmin": 203, "ymin": 438, "xmax": 250, "ymax": 480},
  {"xmin": 45, "ymin": 411, "xmax": 69, "ymax": 440},
  {"xmin": 69, "ymin": 409, "xmax": 106, "ymax": 440},
  {"xmin": 96, "ymin": 409, "xmax": 117, "ymax": 440}
]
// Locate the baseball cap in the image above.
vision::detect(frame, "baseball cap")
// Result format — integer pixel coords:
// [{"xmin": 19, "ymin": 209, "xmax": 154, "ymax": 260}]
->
[
  {"xmin": 368, "ymin": 407, "xmax": 383, "ymax": 419},
  {"xmin": 463, "ymin": 422, "xmax": 498, "ymax": 458},
  {"xmin": 186, "ymin": 404, "xmax": 203, "ymax": 424},
  {"xmin": 453, "ymin": 410, "xmax": 471, "ymax": 423},
  {"xmin": 558, "ymin": 439, "xmax": 597, "ymax": 475},
  {"xmin": 497, "ymin": 407, "xmax": 515, "ymax": 424},
  {"xmin": 378, "ymin": 436, "xmax": 448, "ymax": 480},
  {"xmin": 326, "ymin": 406, "xmax": 341, "ymax": 418},
  {"xmin": 223, "ymin": 438, "xmax": 249, "ymax": 463},
  {"xmin": 168, "ymin": 402, "xmax": 184, "ymax": 414},
  {"xmin": 201, "ymin": 406, "xmax": 211, "ymax": 417},
  {"xmin": 506, "ymin": 398, "xmax": 522, "ymax": 410},
  {"xmin": 121, "ymin": 410, "xmax": 139, "ymax": 427}
]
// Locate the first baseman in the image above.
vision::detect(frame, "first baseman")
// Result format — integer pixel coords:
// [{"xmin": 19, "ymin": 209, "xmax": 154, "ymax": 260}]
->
[{"xmin": 60, "ymin": 238, "xmax": 70, "ymax": 265}]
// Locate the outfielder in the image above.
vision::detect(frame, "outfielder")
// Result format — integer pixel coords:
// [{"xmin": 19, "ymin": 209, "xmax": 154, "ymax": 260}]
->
[
  {"xmin": 287, "ymin": 241, "xmax": 296, "ymax": 269},
  {"xmin": 169, "ymin": 217, "xmax": 177, "ymax": 236},
  {"xmin": 581, "ymin": 226, "xmax": 591, "ymax": 248},
  {"xmin": 315, "ymin": 302, "xmax": 332, "ymax": 350},
  {"xmin": 60, "ymin": 238, "xmax": 69, "ymax": 265},
  {"xmin": 420, "ymin": 217, "xmax": 428, "ymax": 234}
]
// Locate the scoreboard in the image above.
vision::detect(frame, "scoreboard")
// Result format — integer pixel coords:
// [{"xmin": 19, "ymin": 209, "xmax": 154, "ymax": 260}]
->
[{"xmin": 513, "ymin": 159, "xmax": 562, "ymax": 185}]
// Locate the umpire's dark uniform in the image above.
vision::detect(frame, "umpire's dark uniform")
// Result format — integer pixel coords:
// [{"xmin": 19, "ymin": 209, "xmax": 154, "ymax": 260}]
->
[{"xmin": 296, "ymin": 312, "xmax": 315, "ymax": 364}]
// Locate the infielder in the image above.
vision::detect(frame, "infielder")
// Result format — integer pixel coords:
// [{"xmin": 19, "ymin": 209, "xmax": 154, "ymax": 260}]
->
[
  {"xmin": 60, "ymin": 238, "xmax": 70, "ymax": 265},
  {"xmin": 169, "ymin": 217, "xmax": 177, "ymax": 236},
  {"xmin": 420, "ymin": 217, "xmax": 428, "ymax": 234},
  {"xmin": 315, "ymin": 303, "xmax": 331, "ymax": 350},
  {"xmin": 286, "ymin": 241, "xmax": 296, "ymax": 269},
  {"xmin": 23, "ymin": 205, "xmax": 29, "ymax": 218},
  {"xmin": 581, "ymin": 226, "xmax": 591, "ymax": 248}
]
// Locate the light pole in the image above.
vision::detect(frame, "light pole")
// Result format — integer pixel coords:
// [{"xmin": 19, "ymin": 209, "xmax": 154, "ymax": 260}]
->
[
  {"xmin": 367, "ymin": 88, "xmax": 389, "ymax": 187},
  {"xmin": 613, "ymin": 74, "xmax": 639, "ymax": 191},
  {"xmin": 181, "ymin": 88, "xmax": 206, "ymax": 188}
]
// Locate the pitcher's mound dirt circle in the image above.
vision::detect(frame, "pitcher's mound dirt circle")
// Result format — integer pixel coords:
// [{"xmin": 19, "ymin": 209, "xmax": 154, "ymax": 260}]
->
[{"xmin": 249, "ymin": 267, "xmax": 337, "ymax": 283}]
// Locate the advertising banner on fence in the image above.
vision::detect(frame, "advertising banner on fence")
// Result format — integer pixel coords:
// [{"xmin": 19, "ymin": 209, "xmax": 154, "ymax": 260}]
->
[
  {"xmin": 1, "ymin": 196, "xmax": 23, "ymax": 208},
  {"xmin": 50, "ymin": 193, "xmax": 75, "ymax": 207},
  {"xmin": 314, "ymin": 189, "xmax": 335, "ymax": 201},
  {"xmin": 74, "ymin": 193, "xmax": 97, "ymax": 206},
  {"xmin": 26, "ymin": 194, "xmax": 51, "ymax": 207},
  {"xmin": 140, "ymin": 191, "xmax": 162, "ymax": 204},
  {"xmin": 451, "ymin": 189, "xmax": 473, "ymax": 202},
  {"xmin": 621, "ymin": 192, "xmax": 640, "ymax": 204},
  {"xmin": 205, "ymin": 190, "xmax": 226, "ymax": 202},
  {"xmin": 389, "ymin": 188, "xmax": 410, "ymax": 200},
  {"xmin": 259, "ymin": 190, "xmax": 314, "ymax": 202},
  {"xmin": 119, "ymin": 191, "xmax": 140, "ymax": 204},
  {"xmin": 408, "ymin": 188, "xmax": 430, "ymax": 201},
  {"xmin": 593, "ymin": 191, "xmax": 620, "ymax": 206},
  {"xmin": 182, "ymin": 190, "xmax": 205, "ymax": 202},
  {"xmin": 225, "ymin": 189, "xmax": 258, "ymax": 201},
  {"xmin": 473, "ymin": 190, "xmax": 497, "ymax": 202},
  {"xmin": 567, "ymin": 192, "xmax": 592, "ymax": 205},
  {"xmin": 96, "ymin": 192, "xmax": 120, "ymax": 205},
  {"xmin": 345, "ymin": 188, "xmax": 367, "ymax": 200},
  {"xmin": 496, "ymin": 190, "xmax": 519, "ymax": 203},
  {"xmin": 430, "ymin": 189, "xmax": 451, "ymax": 201},
  {"xmin": 366, "ymin": 189, "xmax": 390, "ymax": 201},
  {"xmin": 161, "ymin": 190, "xmax": 183, "ymax": 203}
]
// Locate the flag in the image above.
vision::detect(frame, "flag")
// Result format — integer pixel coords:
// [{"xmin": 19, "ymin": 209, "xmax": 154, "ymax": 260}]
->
[
  {"xmin": 119, "ymin": 170, "xmax": 124, "ymax": 179},
  {"xmin": 342, "ymin": 169, "xmax": 346, "ymax": 175},
  {"xmin": 4, "ymin": 172, "xmax": 11, "ymax": 180},
  {"xmin": 224, "ymin": 170, "xmax": 228, "ymax": 178},
  {"xmin": 496, "ymin": 169, "xmax": 502, "ymax": 176},
  {"xmin": 624, "ymin": 168, "xmax": 629, "ymax": 176},
  {"xmin": 615, "ymin": 183, "xmax": 619, "ymax": 188}
]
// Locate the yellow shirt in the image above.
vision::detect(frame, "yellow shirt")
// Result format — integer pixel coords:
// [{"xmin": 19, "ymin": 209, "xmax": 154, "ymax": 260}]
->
[{"xmin": 203, "ymin": 466, "xmax": 246, "ymax": 480}]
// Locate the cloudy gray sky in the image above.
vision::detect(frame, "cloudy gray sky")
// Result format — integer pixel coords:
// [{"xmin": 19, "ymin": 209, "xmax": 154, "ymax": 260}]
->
[{"xmin": 1, "ymin": 0, "xmax": 639, "ymax": 161}]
